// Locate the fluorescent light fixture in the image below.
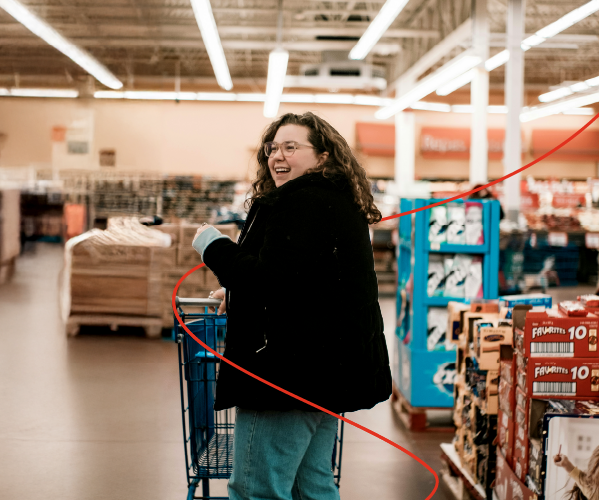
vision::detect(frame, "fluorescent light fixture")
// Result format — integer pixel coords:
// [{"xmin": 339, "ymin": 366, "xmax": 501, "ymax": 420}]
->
[
  {"xmin": 95, "ymin": 91, "xmax": 124, "ymax": 99},
  {"xmin": 436, "ymin": 49, "xmax": 511, "ymax": 97},
  {"xmin": 349, "ymin": 0, "xmax": 410, "ymax": 60},
  {"xmin": 570, "ymin": 81, "xmax": 590, "ymax": 92},
  {"xmin": 452, "ymin": 105, "xmax": 473, "ymax": 113},
  {"xmin": 488, "ymin": 105, "xmax": 508, "ymax": 114},
  {"xmin": 375, "ymin": 53, "xmax": 481, "ymax": 119},
  {"xmin": 190, "ymin": 0, "xmax": 233, "ymax": 91},
  {"xmin": 485, "ymin": 50, "xmax": 510, "ymax": 71},
  {"xmin": 436, "ymin": 69, "xmax": 476, "ymax": 96},
  {"xmin": 263, "ymin": 48, "xmax": 289, "ymax": 118},
  {"xmin": 521, "ymin": 90, "xmax": 599, "ymax": 122},
  {"xmin": 197, "ymin": 92, "xmax": 236, "ymax": 101},
  {"xmin": 128, "ymin": 91, "xmax": 197, "ymax": 100},
  {"xmin": 354, "ymin": 95, "xmax": 388, "ymax": 106},
  {"xmin": 563, "ymin": 108, "xmax": 594, "ymax": 115},
  {"xmin": 539, "ymin": 87, "xmax": 574, "ymax": 103},
  {"xmin": 315, "ymin": 93, "xmax": 354, "ymax": 104},
  {"xmin": 2, "ymin": 88, "xmax": 79, "ymax": 98},
  {"xmin": 521, "ymin": 34, "xmax": 545, "ymax": 50},
  {"xmin": 236, "ymin": 94, "xmax": 266, "ymax": 102},
  {"xmin": 586, "ymin": 76, "xmax": 599, "ymax": 87},
  {"xmin": 536, "ymin": 0, "xmax": 599, "ymax": 39},
  {"xmin": 0, "ymin": 0, "xmax": 122, "ymax": 89},
  {"xmin": 410, "ymin": 101, "xmax": 451, "ymax": 112},
  {"xmin": 280, "ymin": 94, "xmax": 316, "ymax": 103}
]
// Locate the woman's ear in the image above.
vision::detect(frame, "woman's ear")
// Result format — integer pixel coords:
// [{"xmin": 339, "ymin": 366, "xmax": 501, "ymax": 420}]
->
[{"xmin": 317, "ymin": 151, "xmax": 329, "ymax": 167}]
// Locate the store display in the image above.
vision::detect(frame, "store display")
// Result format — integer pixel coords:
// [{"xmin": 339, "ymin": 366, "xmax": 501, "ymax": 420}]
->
[
  {"xmin": 465, "ymin": 202, "xmax": 484, "ymax": 245},
  {"xmin": 447, "ymin": 203, "xmax": 466, "ymax": 244}
]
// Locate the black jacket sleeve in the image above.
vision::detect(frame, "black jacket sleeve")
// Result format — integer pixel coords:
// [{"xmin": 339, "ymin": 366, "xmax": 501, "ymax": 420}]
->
[{"xmin": 202, "ymin": 187, "xmax": 337, "ymax": 292}]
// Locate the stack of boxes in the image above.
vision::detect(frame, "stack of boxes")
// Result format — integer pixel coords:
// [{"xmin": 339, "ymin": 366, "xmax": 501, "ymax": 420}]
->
[{"xmin": 452, "ymin": 301, "xmax": 513, "ymax": 494}]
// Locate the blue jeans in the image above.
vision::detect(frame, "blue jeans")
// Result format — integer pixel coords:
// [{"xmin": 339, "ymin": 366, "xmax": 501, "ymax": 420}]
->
[{"xmin": 228, "ymin": 408, "xmax": 341, "ymax": 500}]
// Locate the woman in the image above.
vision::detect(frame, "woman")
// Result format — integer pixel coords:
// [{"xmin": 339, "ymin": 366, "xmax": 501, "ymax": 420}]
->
[
  {"xmin": 555, "ymin": 446, "xmax": 599, "ymax": 499},
  {"xmin": 192, "ymin": 112, "xmax": 392, "ymax": 500}
]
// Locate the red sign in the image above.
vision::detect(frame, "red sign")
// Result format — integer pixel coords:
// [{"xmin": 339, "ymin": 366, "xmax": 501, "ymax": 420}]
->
[
  {"xmin": 520, "ymin": 193, "xmax": 539, "ymax": 211},
  {"xmin": 532, "ymin": 129, "xmax": 599, "ymax": 161},
  {"xmin": 552, "ymin": 193, "xmax": 586, "ymax": 208},
  {"xmin": 420, "ymin": 128, "xmax": 522, "ymax": 160}
]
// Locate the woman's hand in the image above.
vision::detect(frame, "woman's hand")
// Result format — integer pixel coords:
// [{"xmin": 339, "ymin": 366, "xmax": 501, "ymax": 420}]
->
[
  {"xmin": 554, "ymin": 453, "xmax": 575, "ymax": 473},
  {"xmin": 192, "ymin": 224, "xmax": 214, "ymax": 245},
  {"xmin": 208, "ymin": 287, "xmax": 227, "ymax": 316}
]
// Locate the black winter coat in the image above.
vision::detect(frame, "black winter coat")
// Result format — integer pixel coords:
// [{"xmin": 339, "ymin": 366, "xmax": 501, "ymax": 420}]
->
[{"xmin": 203, "ymin": 171, "xmax": 392, "ymax": 413}]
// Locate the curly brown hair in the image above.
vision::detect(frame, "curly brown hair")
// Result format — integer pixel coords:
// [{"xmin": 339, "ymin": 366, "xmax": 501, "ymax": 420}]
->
[
  {"xmin": 565, "ymin": 446, "xmax": 599, "ymax": 500},
  {"xmin": 245, "ymin": 111, "xmax": 382, "ymax": 225}
]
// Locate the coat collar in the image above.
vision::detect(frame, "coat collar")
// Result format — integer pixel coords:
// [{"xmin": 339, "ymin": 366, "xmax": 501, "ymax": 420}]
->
[{"xmin": 255, "ymin": 171, "xmax": 351, "ymax": 207}]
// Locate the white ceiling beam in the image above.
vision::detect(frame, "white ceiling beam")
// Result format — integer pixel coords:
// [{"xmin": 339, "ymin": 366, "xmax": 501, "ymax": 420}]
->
[
  {"xmin": 0, "ymin": 22, "xmax": 440, "ymax": 38},
  {"xmin": 0, "ymin": 37, "xmax": 402, "ymax": 53}
]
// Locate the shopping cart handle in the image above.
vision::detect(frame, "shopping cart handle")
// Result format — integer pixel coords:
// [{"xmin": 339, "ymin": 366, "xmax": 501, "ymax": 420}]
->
[{"xmin": 175, "ymin": 296, "xmax": 223, "ymax": 308}]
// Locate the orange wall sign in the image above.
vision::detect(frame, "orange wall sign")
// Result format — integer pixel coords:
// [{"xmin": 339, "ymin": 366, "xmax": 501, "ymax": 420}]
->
[
  {"xmin": 420, "ymin": 127, "xmax": 512, "ymax": 160},
  {"xmin": 531, "ymin": 129, "xmax": 599, "ymax": 161}
]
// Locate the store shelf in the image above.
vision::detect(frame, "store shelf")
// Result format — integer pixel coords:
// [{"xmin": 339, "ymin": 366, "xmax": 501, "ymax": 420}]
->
[
  {"xmin": 428, "ymin": 242, "xmax": 489, "ymax": 254},
  {"xmin": 440, "ymin": 443, "xmax": 486, "ymax": 500},
  {"xmin": 424, "ymin": 296, "xmax": 468, "ymax": 307}
]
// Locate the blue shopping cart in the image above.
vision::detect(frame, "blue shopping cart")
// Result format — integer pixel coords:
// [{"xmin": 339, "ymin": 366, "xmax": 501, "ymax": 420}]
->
[{"xmin": 175, "ymin": 296, "xmax": 345, "ymax": 500}]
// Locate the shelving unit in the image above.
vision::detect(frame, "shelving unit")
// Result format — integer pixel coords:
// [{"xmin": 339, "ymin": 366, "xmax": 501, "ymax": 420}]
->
[{"xmin": 395, "ymin": 198, "xmax": 500, "ymax": 408}]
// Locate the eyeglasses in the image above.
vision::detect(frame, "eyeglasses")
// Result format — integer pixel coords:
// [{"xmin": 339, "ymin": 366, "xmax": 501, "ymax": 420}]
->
[{"xmin": 263, "ymin": 141, "xmax": 315, "ymax": 158}]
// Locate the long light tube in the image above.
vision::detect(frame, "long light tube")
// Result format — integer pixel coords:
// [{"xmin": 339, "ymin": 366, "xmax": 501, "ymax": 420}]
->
[
  {"xmin": 349, "ymin": 0, "xmax": 410, "ymax": 60},
  {"xmin": 190, "ymin": 0, "xmax": 233, "ymax": 91},
  {"xmin": 263, "ymin": 49, "xmax": 289, "ymax": 117},
  {"xmin": 1, "ymin": 88, "xmax": 78, "ymax": 98},
  {"xmin": 0, "ymin": 0, "xmax": 122, "ymax": 89},
  {"xmin": 436, "ymin": 69, "xmax": 476, "ymax": 96},
  {"xmin": 520, "ymin": 91, "xmax": 599, "ymax": 122},
  {"xmin": 439, "ymin": 0, "xmax": 599, "ymax": 96},
  {"xmin": 375, "ymin": 53, "xmax": 481, "ymax": 119},
  {"xmin": 538, "ymin": 73, "xmax": 599, "ymax": 103}
]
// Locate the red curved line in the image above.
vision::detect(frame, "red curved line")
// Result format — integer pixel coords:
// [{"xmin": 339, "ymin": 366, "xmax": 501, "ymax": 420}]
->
[
  {"xmin": 173, "ymin": 110, "xmax": 599, "ymax": 499},
  {"xmin": 381, "ymin": 111, "xmax": 599, "ymax": 222}
]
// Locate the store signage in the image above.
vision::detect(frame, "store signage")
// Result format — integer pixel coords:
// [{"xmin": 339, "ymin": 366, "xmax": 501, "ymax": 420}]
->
[
  {"xmin": 586, "ymin": 233, "xmax": 599, "ymax": 249},
  {"xmin": 548, "ymin": 232, "xmax": 569, "ymax": 247},
  {"xmin": 532, "ymin": 129, "xmax": 599, "ymax": 161},
  {"xmin": 420, "ymin": 128, "xmax": 523, "ymax": 160},
  {"xmin": 520, "ymin": 193, "xmax": 540, "ymax": 211},
  {"xmin": 552, "ymin": 193, "xmax": 586, "ymax": 208}
]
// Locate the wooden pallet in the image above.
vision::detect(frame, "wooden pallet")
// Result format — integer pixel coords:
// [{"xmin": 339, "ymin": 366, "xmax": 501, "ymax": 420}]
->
[
  {"xmin": 66, "ymin": 314, "xmax": 163, "ymax": 339},
  {"xmin": 391, "ymin": 382, "xmax": 455, "ymax": 432}
]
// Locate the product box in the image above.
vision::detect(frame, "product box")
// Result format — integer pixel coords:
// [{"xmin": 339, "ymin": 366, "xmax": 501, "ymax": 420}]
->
[
  {"xmin": 427, "ymin": 307, "xmax": 449, "ymax": 351},
  {"xmin": 524, "ymin": 309, "xmax": 599, "ymax": 358},
  {"xmin": 428, "ymin": 206, "xmax": 447, "ymax": 243},
  {"xmin": 427, "ymin": 254, "xmax": 445, "ymax": 297},
  {"xmin": 516, "ymin": 367, "xmax": 527, "ymax": 393},
  {"xmin": 445, "ymin": 254, "xmax": 469, "ymax": 297},
  {"xmin": 446, "ymin": 203, "xmax": 466, "ymax": 244},
  {"xmin": 528, "ymin": 438, "xmax": 543, "ymax": 489},
  {"xmin": 499, "ymin": 293, "xmax": 553, "ymax": 309},
  {"xmin": 471, "ymin": 301, "xmax": 500, "ymax": 314},
  {"xmin": 500, "ymin": 348, "xmax": 516, "ymax": 387},
  {"xmin": 465, "ymin": 201, "xmax": 484, "ymax": 245},
  {"xmin": 514, "ymin": 422, "xmax": 529, "ymax": 480},
  {"xmin": 499, "ymin": 378, "xmax": 515, "ymax": 418},
  {"xmin": 474, "ymin": 320, "xmax": 513, "ymax": 371},
  {"xmin": 497, "ymin": 408, "xmax": 515, "ymax": 467},
  {"xmin": 528, "ymin": 358, "xmax": 599, "ymax": 399},
  {"xmin": 515, "ymin": 403, "xmax": 528, "ymax": 430},
  {"xmin": 447, "ymin": 301, "xmax": 470, "ymax": 344},
  {"xmin": 515, "ymin": 385, "xmax": 529, "ymax": 410},
  {"xmin": 485, "ymin": 370, "xmax": 500, "ymax": 415},
  {"xmin": 494, "ymin": 448, "xmax": 537, "ymax": 500},
  {"xmin": 459, "ymin": 311, "xmax": 500, "ymax": 349}
]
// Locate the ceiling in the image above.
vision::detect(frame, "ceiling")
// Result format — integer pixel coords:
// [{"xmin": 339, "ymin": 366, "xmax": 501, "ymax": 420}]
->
[{"xmin": 0, "ymin": 0, "xmax": 598, "ymax": 98}]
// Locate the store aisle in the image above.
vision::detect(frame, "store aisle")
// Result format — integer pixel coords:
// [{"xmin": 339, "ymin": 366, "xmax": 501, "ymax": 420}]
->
[{"xmin": 0, "ymin": 243, "xmax": 450, "ymax": 500}]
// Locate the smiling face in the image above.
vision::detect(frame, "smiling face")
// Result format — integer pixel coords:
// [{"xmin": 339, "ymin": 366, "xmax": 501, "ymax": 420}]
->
[{"xmin": 268, "ymin": 124, "xmax": 328, "ymax": 188}]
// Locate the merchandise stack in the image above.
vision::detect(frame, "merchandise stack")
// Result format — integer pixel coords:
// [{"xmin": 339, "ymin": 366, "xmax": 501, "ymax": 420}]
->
[
  {"xmin": 0, "ymin": 189, "xmax": 20, "ymax": 284},
  {"xmin": 395, "ymin": 198, "xmax": 501, "ymax": 409},
  {"xmin": 452, "ymin": 300, "xmax": 511, "ymax": 497}
]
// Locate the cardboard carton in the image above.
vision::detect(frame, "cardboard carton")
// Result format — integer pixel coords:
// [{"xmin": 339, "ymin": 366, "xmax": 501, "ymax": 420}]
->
[
  {"xmin": 498, "ymin": 408, "xmax": 515, "ymax": 467},
  {"xmin": 524, "ymin": 309, "xmax": 599, "ymax": 358},
  {"xmin": 474, "ymin": 320, "xmax": 513, "ymax": 371},
  {"xmin": 494, "ymin": 447, "xmax": 537, "ymax": 500},
  {"xmin": 528, "ymin": 358, "xmax": 599, "ymax": 399},
  {"xmin": 447, "ymin": 301, "xmax": 470, "ymax": 343}
]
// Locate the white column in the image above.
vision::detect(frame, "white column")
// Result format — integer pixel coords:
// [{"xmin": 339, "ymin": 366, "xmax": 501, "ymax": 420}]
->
[
  {"xmin": 470, "ymin": 0, "xmax": 489, "ymax": 185},
  {"xmin": 503, "ymin": 0, "xmax": 526, "ymax": 222},
  {"xmin": 395, "ymin": 111, "xmax": 416, "ymax": 194}
]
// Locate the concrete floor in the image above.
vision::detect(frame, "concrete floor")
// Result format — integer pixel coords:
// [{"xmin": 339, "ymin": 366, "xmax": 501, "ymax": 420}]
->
[{"xmin": 14, "ymin": 243, "xmax": 591, "ymax": 499}]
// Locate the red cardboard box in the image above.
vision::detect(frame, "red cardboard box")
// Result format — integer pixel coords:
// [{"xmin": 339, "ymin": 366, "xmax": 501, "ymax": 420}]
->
[
  {"xmin": 498, "ymin": 408, "xmax": 515, "ymax": 467},
  {"xmin": 499, "ymin": 378, "xmax": 515, "ymax": 419},
  {"xmin": 528, "ymin": 358, "xmax": 599, "ymax": 398},
  {"xmin": 515, "ymin": 404, "xmax": 528, "ymax": 429},
  {"xmin": 516, "ymin": 367, "xmax": 527, "ymax": 392},
  {"xmin": 495, "ymin": 447, "xmax": 537, "ymax": 500},
  {"xmin": 515, "ymin": 385, "xmax": 529, "ymax": 410},
  {"xmin": 500, "ymin": 353, "xmax": 516, "ymax": 386},
  {"xmin": 524, "ymin": 310, "xmax": 599, "ymax": 358},
  {"xmin": 514, "ymin": 421, "xmax": 529, "ymax": 481}
]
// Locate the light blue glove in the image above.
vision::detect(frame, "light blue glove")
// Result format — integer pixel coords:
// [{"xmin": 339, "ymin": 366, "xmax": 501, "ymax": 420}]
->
[{"xmin": 192, "ymin": 226, "xmax": 232, "ymax": 261}]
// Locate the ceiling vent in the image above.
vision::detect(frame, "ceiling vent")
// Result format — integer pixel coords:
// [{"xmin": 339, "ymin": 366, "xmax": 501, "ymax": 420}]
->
[{"xmin": 284, "ymin": 51, "xmax": 387, "ymax": 91}]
